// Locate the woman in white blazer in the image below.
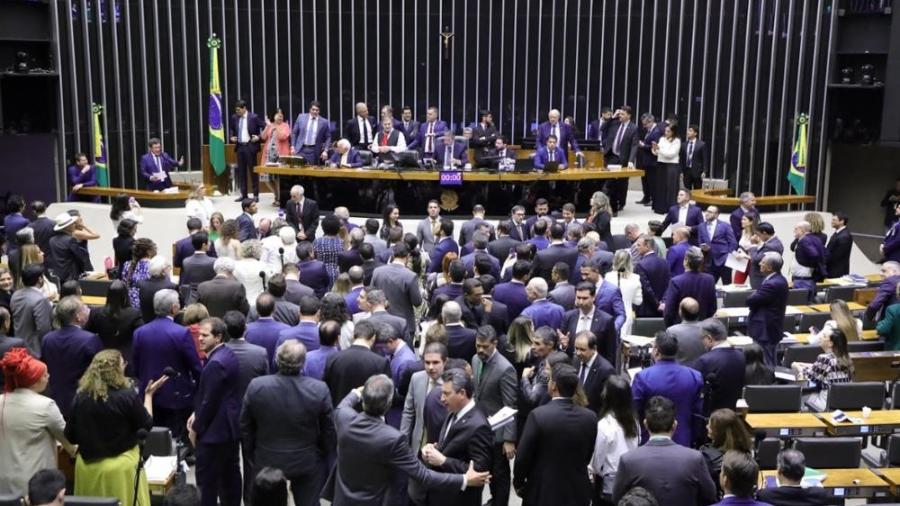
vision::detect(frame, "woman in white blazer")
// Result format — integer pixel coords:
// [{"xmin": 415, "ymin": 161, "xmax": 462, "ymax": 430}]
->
[{"xmin": 652, "ymin": 124, "xmax": 682, "ymax": 214}]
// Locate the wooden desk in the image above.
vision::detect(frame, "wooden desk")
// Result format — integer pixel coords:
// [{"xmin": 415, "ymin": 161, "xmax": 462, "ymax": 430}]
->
[
  {"xmin": 75, "ymin": 186, "xmax": 192, "ymax": 208},
  {"xmin": 692, "ymin": 188, "xmax": 816, "ymax": 207},
  {"xmin": 254, "ymin": 165, "xmax": 644, "ymax": 182},
  {"xmin": 822, "ymin": 410, "xmax": 900, "ymax": 436},
  {"xmin": 82, "ymin": 295, "xmax": 106, "ymax": 307},
  {"xmin": 716, "ymin": 306, "xmax": 812, "ymax": 319},
  {"xmin": 875, "ymin": 468, "xmax": 900, "ymax": 495},
  {"xmin": 759, "ymin": 469, "xmax": 888, "ymax": 498},
  {"xmin": 808, "ymin": 302, "xmax": 866, "ymax": 313},
  {"xmin": 788, "ymin": 330, "xmax": 880, "ymax": 344},
  {"xmin": 850, "ymin": 351, "xmax": 900, "ymax": 382},
  {"xmin": 744, "ymin": 413, "xmax": 827, "ymax": 437}
]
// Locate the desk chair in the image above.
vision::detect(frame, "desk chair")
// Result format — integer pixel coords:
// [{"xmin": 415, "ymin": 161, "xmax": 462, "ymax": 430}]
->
[
  {"xmin": 782, "ymin": 345, "xmax": 823, "ymax": 369},
  {"xmin": 723, "ymin": 290, "xmax": 753, "ymax": 308},
  {"xmin": 631, "ymin": 317, "xmax": 666, "ymax": 338},
  {"xmin": 64, "ymin": 498, "xmax": 120, "ymax": 506},
  {"xmin": 144, "ymin": 426, "xmax": 175, "ymax": 458},
  {"xmin": 78, "ymin": 279, "xmax": 112, "ymax": 297},
  {"xmin": 787, "ymin": 288, "xmax": 813, "ymax": 305},
  {"xmin": 756, "ymin": 438, "xmax": 783, "ymax": 470},
  {"xmin": 893, "ymin": 383, "xmax": 900, "ymax": 409},
  {"xmin": 824, "ymin": 382, "xmax": 885, "ymax": 411},
  {"xmin": 826, "ymin": 286, "xmax": 857, "ymax": 303},
  {"xmin": 0, "ymin": 496, "xmax": 23, "ymax": 506},
  {"xmin": 797, "ymin": 312, "xmax": 832, "ymax": 334},
  {"xmin": 862, "ymin": 312, "xmax": 877, "ymax": 330},
  {"xmin": 743, "ymin": 385, "xmax": 802, "ymax": 413},
  {"xmin": 358, "ymin": 150, "xmax": 374, "ymax": 167},
  {"xmin": 885, "ymin": 434, "xmax": 900, "ymax": 466},
  {"xmin": 793, "ymin": 437, "xmax": 862, "ymax": 468}
]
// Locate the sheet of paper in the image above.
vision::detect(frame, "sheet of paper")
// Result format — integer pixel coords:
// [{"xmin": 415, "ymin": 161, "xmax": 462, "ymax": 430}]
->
[
  {"xmin": 145, "ymin": 455, "xmax": 177, "ymax": 483},
  {"xmin": 488, "ymin": 407, "xmax": 518, "ymax": 430},
  {"xmin": 725, "ymin": 252, "xmax": 749, "ymax": 272}
]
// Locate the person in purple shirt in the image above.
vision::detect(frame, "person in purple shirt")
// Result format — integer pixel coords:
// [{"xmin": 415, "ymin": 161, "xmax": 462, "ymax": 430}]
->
[
  {"xmin": 632, "ymin": 332, "xmax": 703, "ymax": 447},
  {"xmin": 578, "ymin": 258, "xmax": 627, "ymax": 334},
  {"xmin": 866, "ymin": 261, "xmax": 900, "ymax": 322},
  {"xmin": 344, "ymin": 266, "xmax": 365, "ymax": 315},
  {"xmin": 66, "ymin": 152, "xmax": 99, "ymax": 202},
  {"xmin": 244, "ymin": 293, "xmax": 290, "ymax": 366},
  {"xmin": 492, "ymin": 260, "xmax": 532, "ymax": 320},
  {"xmin": 3, "ymin": 195, "xmax": 30, "ymax": 254},
  {"xmin": 527, "ymin": 219, "xmax": 551, "ymax": 251},
  {"xmin": 790, "ymin": 221, "xmax": 827, "ymax": 302},
  {"xmin": 139, "ymin": 137, "xmax": 183, "ymax": 191},
  {"xmin": 277, "ymin": 295, "xmax": 321, "ymax": 352},
  {"xmin": 520, "ymin": 278, "xmax": 565, "ymax": 331},
  {"xmin": 883, "ymin": 202, "xmax": 900, "ymax": 263},
  {"xmin": 663, "ymin": 247, "xmax": 718, "ymax": 326},
  {"xmin": 667, "ymin": 227, "xmax": 692, "ymax": 276},
  {"xmin": 304, "ymin": 320, "xmax": 341, "ymax": 381}
]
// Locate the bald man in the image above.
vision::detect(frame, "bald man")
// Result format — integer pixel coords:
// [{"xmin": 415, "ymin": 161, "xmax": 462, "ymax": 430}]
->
[
  {"xmin": 344, "ymin": 102, "xmax": 377, "ymax": 149},
  {"xmin": 536, "ymin": 109, "xmax": 582, "ymax": 160},
  {"xmin": 666, "ymin": 298, "xmax": 706, "ymax": 365}
]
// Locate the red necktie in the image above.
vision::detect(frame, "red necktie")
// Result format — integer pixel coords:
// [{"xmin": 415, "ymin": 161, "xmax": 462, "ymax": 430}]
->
[{"xmin": 381, "ymin": 133, "xmax": 389, "ymax": 146}]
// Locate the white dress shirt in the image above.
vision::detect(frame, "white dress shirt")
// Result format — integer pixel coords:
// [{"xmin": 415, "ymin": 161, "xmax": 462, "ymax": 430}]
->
[
  {"xmin": 656, "ymin": 137, "xmax": 681, "ymax": 164},
  {"xmin": 590, "ymin": 414, "xmax": 639, "ymax": 495}
]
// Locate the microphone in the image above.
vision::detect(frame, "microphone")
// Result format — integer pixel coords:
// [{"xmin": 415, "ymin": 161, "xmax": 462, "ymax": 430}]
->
[
  {"xmin": 136, "ymin": 428, "xmax": 149, "ymax": 441},
  {"xmin": 259, "ymin": 271, "xmax": 267, "ymax": 290},
  {"xmin": 162, "ymin": 366, "xmax": 178, "ymax": 378},
  {"xmin": 278, "ymin": 247, "xmax": 285, "ymax": 269}
]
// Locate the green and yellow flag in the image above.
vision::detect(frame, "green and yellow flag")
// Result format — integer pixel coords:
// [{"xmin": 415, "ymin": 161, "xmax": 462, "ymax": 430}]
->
[
  {"xmin": 787, "ymin": 114, "xmax": 808, "ymax": 195},
  {"xmin": 91, "ymin": 103, "xmax": 109, "ymax": 186},
  {"xmin": 208, "ymin": 35, "xmax": 226, "ymax": 175}
]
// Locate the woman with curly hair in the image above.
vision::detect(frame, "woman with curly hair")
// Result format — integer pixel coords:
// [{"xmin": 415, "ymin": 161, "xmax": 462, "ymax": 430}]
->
[
  {"xmin": 65, "ymin": 350, "xmax": 168, "ymax": 506},
  {"xmin": 208, "ymin": 212, "xmax": 225, "ymax": 243},
  {"xmin": 214, "ymin": 219, "xmax": 243, "ymax": 260},
  {"xmin": 320, "ymin": 292, "xmax": 355, "ymax": 349},
  {"xmin": 121, "ymin": 238, "xmax": 157, "ymax": 308},
  {"xmin": 314, "ymin": 215, "xmax": 345, "ymax": 289}
]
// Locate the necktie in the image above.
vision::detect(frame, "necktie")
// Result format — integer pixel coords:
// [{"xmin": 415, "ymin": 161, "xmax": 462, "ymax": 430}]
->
[
  {"xmin": 155, "ymin": 155, "xmax": 162, "ymax": 172},
  {"xmin": 431, "ymin": 218, "xmax": 440, "ymax": 237},
  {"xmin": 475, "ymin": 360, "xmax": 484, "ymax": 384},
  {"xmin": 613, "ymin": 123, "xmax": 625, "ymax": 155},
  {"xmin": 240, "ymin": 116, "xmax": 246, "ymax": 142},
  {"xmin": 442, "ymin": 412, "xmax": 458, "ymax": 443},
  {"xmin": 553, "ymin": 124, "xmax": 559, "ymax": 140},
  {"xmin": 381, "ymin": 132, "xmax": 389, "ymax": 146},
  {"xmin": 363, "ymin": 119, "xmax": 370, "ymax": 143},
  {"xmin": 549, "ymin": 150, "xmax": 555, "ymax": 162},
  {"xmin": 426, "ymin": 123, "xmax": 434, "ymax": 152},
  {"xmin": 305, "ymin": 117, "xmax": 316, "ymax": 145},
  {"xmin": 579, "ymin": 363, "xmax": 588, "ymax": 385},
  {"xmin": 298, "ymin": 199, "xmax": 303, "ymax": 216},
  {"xmin": 445, "ymin": 145, "xmax": 451, "ymax": 168},
  {"xmin": 687, "ymin": 141, "xmax": 694, "ymax": 167},
  {"xmin": 419, "ymin": 378, "xmax": 437, "ymax": 448},
  {"xmin": 517, "ymin": 224, "xmax": 523, "ymax": 239}
]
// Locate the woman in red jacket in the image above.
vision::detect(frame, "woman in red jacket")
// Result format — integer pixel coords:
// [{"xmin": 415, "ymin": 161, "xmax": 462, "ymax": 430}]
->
[{"xmin": 260, "ymin": 107, "xmax": 292, "ymax": 207}]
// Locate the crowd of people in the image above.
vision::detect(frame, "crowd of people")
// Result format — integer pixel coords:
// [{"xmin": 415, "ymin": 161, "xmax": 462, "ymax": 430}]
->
[{"xmin": 0, "ymin": 162, "xmax": 897, "ymax": 506}]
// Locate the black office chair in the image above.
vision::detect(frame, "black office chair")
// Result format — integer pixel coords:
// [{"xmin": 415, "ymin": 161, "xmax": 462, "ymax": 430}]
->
[
  {"xmin": 743, "ymin": 385, "xmax": 802, "ymax": 413},
  {"xmin": 824, "ymin": 382, "xmax": 885, "ymax": 411},
  {"xmin": 826, "ymin": 286, "xmax": 857, "ymax": 303},
  {"xmin": 793, "ymin": 437, "xmax": 862, "ymax": 468},
  {"xmin": 64, "ymin": 498, "xmax": 120, "ymax": 506},
  {"xmin": 358, "ymin": 150, "xmax": 374, "ymax": 167},
  {"xmin": 144, "ymin": 426, "xmax": 175, "ymax": 458},
  {"xmin": 78, "ymin": 279, "xmax": 112, "ymax": 297},
  {"xmin": 0, "ymin": 496, "xmax": 23, "ymax": 506},
  {"xmin": 781, "ymin": 345, "xmax": 822, "ymax": 368},
  {"xmin": 723, "ymin": 290, "xmax": 753, "ymax": 308},
  {"xmin": 756, "ymin": 438, "xmax": 782, "ymax": 470},
  {"xmin": 786, "ymin": 288, "xmax": 812, "ymax": 306},
  {"xmin": 886, "ymin": 434, "xmax": 900, "ymax": 466},
  {"xmin": 631, "ymin": 318, "xmax": 666, "ymax": 338},
  {"xmin": 797, "ymin": 312, "xmax": 832, "ymax": 333},
  {"xmin": 848, "ymin": 341, "xmax": 884, "ymax": 353},
  {"xmin": 892, "ymin": 383, "xmax": 900, "ymax": 409},
  {"xmin": 862, "ymin": 312, "xmax": 877, "ymax": 330}
]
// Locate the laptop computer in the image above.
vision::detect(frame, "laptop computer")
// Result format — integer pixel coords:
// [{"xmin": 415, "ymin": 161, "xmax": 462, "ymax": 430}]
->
[{"xmin": 543, "ymin": 161, "xmax": 561, "ymax": 173}]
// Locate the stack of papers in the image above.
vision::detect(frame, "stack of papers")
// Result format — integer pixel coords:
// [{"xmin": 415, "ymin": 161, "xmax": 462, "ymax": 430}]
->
[
  {"xmin": 622, "ymin": 335, "xmax": 655, "ymax": 347},
  {"xmin": 144, "ymin": 455, "xmax": 177, "ymax": 484},
  {"xmin": 488, "ymin": 407, "xmax": 518, "ymax": 430}
]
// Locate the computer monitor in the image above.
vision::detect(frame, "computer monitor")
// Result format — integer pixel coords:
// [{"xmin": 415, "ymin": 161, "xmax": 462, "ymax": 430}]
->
[{"xmin": 543, "ymin": 161, "xmax": 561, "ymax": 173}]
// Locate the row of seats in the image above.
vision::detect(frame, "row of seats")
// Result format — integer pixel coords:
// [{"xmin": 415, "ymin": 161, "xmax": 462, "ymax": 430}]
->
[
  {"xmin": 743, "ymin": 382, "xmax": 894, "ymax": 413},
  {"xmin": 0, "ymin": 497, "xmax": 118, "ymax": 505}
]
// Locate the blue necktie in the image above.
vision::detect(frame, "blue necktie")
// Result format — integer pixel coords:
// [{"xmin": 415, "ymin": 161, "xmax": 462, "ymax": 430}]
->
[{"xmin": 305, "ymin": 117, "xmax": 316, "ymax": 146}]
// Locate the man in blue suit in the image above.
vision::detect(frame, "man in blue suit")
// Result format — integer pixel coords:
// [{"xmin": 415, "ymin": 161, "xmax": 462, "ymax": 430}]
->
[
  {"xmin": 139, "ymin": 138, "xmax": 183, "ymax": 191},
  {"xmin": 428, "ymin": 219, "xmax": 460, "ymax": 274},
  {"xmin": 559, "ymin": 283, "xmax": 618, "ymax": 366},
  {"xmin": 714, "ymin": 451, "xmax": 771, "ymax": 506},
  {"xmin": 297, "ymin": 242, "xmax": 331, "ymax": 297},
  {"xmin": 291, "ymin": 100, "xmax": 332, "ymax": 165},
  {"xmin": 521, "ymin": 278, "xmax": 565, "ymax": 331},
  {"xmin": 535, "ymin": 109, "xmax": 583, "ymax": 161},
  {"xmin": 747, "ymin": 252, "xmax": 789, "ymax": 366},
  {"xmin": 493, "ymin": 260, "xmax": 532, "ymax": 320},
  {"xmin": 634, "ymin": 235, "xmax": 670, "ymax": 317},
  {"xmin": 408, "ymin": 106, "xmax": 448, "ymax": 157},
  {"xmin": 579, "ymin": 259, "xmax": 626, "ymax": 335},
  {"xmin": 229, "ymin": 100, "xmax": 265, "ymax": 200},
  {"xmin": 40, "ymin": 296, "xmax": 102, "ymax": 419},
  {"xmin": 133, "ymin": 289, "xmax": 203, "ymax": 442},
  {"xmin": 173, "ymin": 218, "xmax": 217, "ymax": 270},
  {"xmin": 189, "ymin": 317, "xmax": 242, "ymax": 506},
  {"xmin": 666, "ymin": 227, "xmax": 692, "ymax": 276},
  {"xmin": 603, "ymin": 106, "xmax": 639, "ymax": 214},
  {"xmin": 277, "ymin": 295, "xmax": 321, "ymax": 353},
  {"xmin": 327, "ymin": 138, "xmax": 363, "ymax": 168},
  {"xmin": 791, "ymin": 221, "xmax": 827, "ymax": 302},
  {"xmin": 660, "ymin": 189, "xmax": 704, "ymax": 236},
  {"xmin": 534, "ymin": 135, "xmax": 568, "ymax": 171},
  {"xmin": 747, "ymin": 222, "xmax": 784, "ymax": 289},
  {"xmin": 236, "ymin": 198, "xmax": 257, "ymax": 242},
  {"xmin": 632, "ymin": 332, "xmax": 703, "ymax": 447},
  {"xmin": 729, "ymin": 192, "xmax": 758, "ymax": 242},
  {"xmin": 694, "ymin": 205, "xmax": 738, "ymax": 285},
  {"xmin": 434, "ymin": 131, "xmax": 468, "ymax": 169},
  {"xmin": 692, "ymin": 319, "xmax": 745, "ymax": 417},
  {"xmin": 866, "ymin": 261, "xmax": 900, "ymax": 322},
  {"xmin": 635, "ymin": 113, "xmax": 666, "ymax": 209},
  {"xmin": 245, "ymin": 293, "xmax": 290, "ymax": 365},
  {"xmin": 663, "ymin": 247, "xmax": 718, "ymax": 326}
]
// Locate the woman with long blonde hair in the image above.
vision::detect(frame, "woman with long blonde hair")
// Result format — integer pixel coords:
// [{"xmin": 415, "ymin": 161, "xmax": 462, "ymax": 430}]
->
[
  {"xmin": 808, "ymin": 299, "xmax": 863, "ymax": 344},
  {"xmin": 185, "ymin": 184, "xmax": 215, "ymax": 227},
  {"xmin": 506, "ymin": 316, "xmax": 536, "ymax": 374},
  {"xmin": 604, "ymin": 250, "xmax": 643, "ymax": 338},
  {"xmin": 16, "ymin": 244, "xmax": 59, "ymax": 301},
  {"xmin": 65, "ymin": 350, "xmax": 168, "ymax": 506},
  {"xmin": 586, "ymin": 191, "xmax": 613, "ymax": 246}
]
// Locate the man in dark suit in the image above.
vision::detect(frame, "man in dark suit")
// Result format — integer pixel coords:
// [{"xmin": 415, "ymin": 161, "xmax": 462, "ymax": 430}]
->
[
  {"xmin": 488, "ymin": 221, "xmax": 522, "ymax": 262},
  {"xmin": 613, "ymin": 396, "xmax": 717, "ymax": 504},
  {"xmin": 603, "ymin": 106, "xmax": 639, "ymax": 214},
  {"xmin": 635, "ymin": 113, "xmax": 666, "ymax": 208},
  {"xmin": 244, "ymin": 293, "xmax": 290, "ymax": 365},
  {"xmin": 441, "ymin": 302, "xmax": 477, "ymax": 361},
  {"xmin": 339, "ymin": 228, "xmax": 365, "ymax": 273},
  {"xmin": 434, "ymin": 130, "xmax": 468, "ymax": 169},
  {"xmin": 139, "ymin": 138, "xmax": 183, "ymax": 191},
  {"xmin": 344, "ymin": 102, "xmax": 377, "ymax": 149},
  {"xmin": 283, "ymin": 263, "xmax": 316, "ymax": 304},
  {"xmin": 748, "ymin": 222, "xmax": 784, "ymax": 289},
  {"xmin": 355, "ymin": 243, "xmax": 382, "ymax": 287},
  {"xmin": 460, "ymin": 234, "xmax": 501, "ymax": 280},
  {"xmin": 692, "ymin": 319, "xmax": 745, "ymax": 417},
  {"xmin": 559, "ymin": 283, "xmax": 618, "ymax": 366},
  {"xmin": 236, "ymin": 198, "xmax": 258, "ymax": 242},
  {"xmin": 136, "ymin": 258, "xmax": 179, "ymax": 323},
  {"xmin": 431, "ymin": 261, "xmax": 465, "ymax": 304},
  {"xmin": 572, "ymin": 331, "xmax": 615, "ymax": 414},
  {"xmin": 229, "ymin": 100, "xmax": 265, "ymax": 200},
  {"xmin": 400, "ymin": 106, "xmax": 420, "ymax": 147},
  {"xmin": 46, "ymin": 214, "xmax": 93, "ymax": 283},
  {"xmin": 323, "ymin": 320, "xmax": 392, "ymax": 407},
  {"xmin": 291, "ymin": 100, "xmax": 332, "ymax": 165},
  {"xmin": 634, "ymin": 235, "xmax": 670, "ymax": 317},
  {"xmin": 40, "ymin": 297, "xmax": 102, "ymax": 419},
  {"xmin": 241, "ymin": 339, "xmax": 336, "ymax": 506},
  {"xmin": 747, "ymin": 252, "xmax": 789, "ymax": 366},
  {"xmin": 715, "ymin": 451, "xmax": 771, "ymax": 506},
  {"xmin": 667, "ymin": 227, "xmax": 693, "ymax": 276},
  {"xmin": 663, "ymin": 247, "xmax": 718, "ymax": 326},
  {"xmin": 323, "ymin": 374, "xmax": 489, "ymax": 505},
  {"xmin": 826, "ymin": 212, "xmax": 853, "ymax": 278},
  {"xmin": 133, "ymin": 289, "xmax": 202, "ymax": 442},
  {"xmin": 327, "ymin": 138, "xmax": 363, "ymax": 167},
  {"xmin": 29, "ymin": 200, "xmax": 55, "ymax": 255},
  {"xmin": 531, "ymin": 223, "xmax": 578, "ymax": 287},
  {"xmin": 586, "ymin": 107, "xmax": 613, "ymax": 142},
  {"xmin": 681, "ymin": 125, "xmax": 709, "ymax": 190},
  {"xmin": 514, "ymin": 363, "xmax": 597, "ymax": 506},
  {"xmin": 472, "ymin": 326, "xmax": 518, "ymax": 506},
  {"xmin": 493, "ymin": 260, "xmax": 532, "ymax": 320},
  {"xmin": 548, "ymin": 264, "xmax": 576, "ymax": 310},
  {"xmin": 459, "ymin": 205, "xmax": 495, "ymax": 248},
  {"xmin": 173, "ymin": 218, "xmax": 216, "ymax": 270},
  {"xmin": 757, "ymin": 449, "xmax": 831, "ymax": 506},
  {"xmin": 420, "ymin": 369, "xmax": 493, "ymax": 506},
  {"xmin": 729, "ymin": 192, "xmax": 759, "ymax": 243},
  {"xmin": 428, "ymin": 220, "xmax": 460, "ymax": 274},
  {"xmin": 867, "ymin": 261, "xmax": 900, "ymax": 321},
  {"xmin": 535, "ymin": 108, "xmax": 583, "ymax": 160},
  {"xmin": 284, "ymin": 185, "xmax": 320, "ymax": 241},
  {"xmin": 196, "ymin": 257, "xmax": 251, "ymax": 317},
  {"xmin": 490, "ymin": 135, "xmax": 518, "ymax": 170},
  {"xmin": 408, "ymin": 106, "xmax": 448, "ymax": 157},
  {"xmin": 456, "ymin": 277, "xmax": 510, "ymax": 337},
  {"xmin": 470, "ymin": 110, "xmax": 498, "ymax": 166},
  {"xmin": 189, "ymin": 317, "xmax": 242, "ymax": 506},
  {"xmin": 695, "ymin": 205, "xmax": 738, "ymax": 285},
  {"xmin": 508, "ymin": 206, "xmax": 531, "ymax": 242},
  {"xmin": 578, "ymin": 259, "xmax": 627, "ymax": 335},
  {"xmin": 180, "ymin": 232, "xmax": 218, "ymax": 294},
  {"xmin": 534, "ymin": 135, "xmax": 568, "ymax": 170},
  {"xmin": 659, "ymin": 189, "xmax": 704, "ymax": 233},
  {"xmin": 791, "ymin": 221, "xmax": 827, "ymax": 302},
  {"xmin": 296, "ymin": 242, "xmax": 330, "ymax": 298},
  {"xmin": 371, "ymin": 245, "xmax": 422, "ymax": 342},
  {"xmin": 276, "ymin": 295, "xmax": 322, "ymax": 353}
]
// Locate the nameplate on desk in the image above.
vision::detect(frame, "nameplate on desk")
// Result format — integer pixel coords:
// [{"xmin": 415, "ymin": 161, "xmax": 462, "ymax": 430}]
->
[{"xmin": 439, "ymin": 170, "xmax": 463, "ymax": 186}]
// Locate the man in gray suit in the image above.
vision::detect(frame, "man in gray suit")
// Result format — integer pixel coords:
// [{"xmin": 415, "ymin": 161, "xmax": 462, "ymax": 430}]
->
[
  {"xmin": 10, "ymin": 264, "xmax": 52, "ymax": 357},
  {"xmin": 548, "ymin": 263, "xmax": 576, "ymax": 310},
  {"xmin": 363, "ymin": 219, "xmax": 389, "ymax": 259},
  {"xmin": 472, "ymin": 325, "xmax": 517, "ymax": 506},
  {"xmin": 459, "ymin": 205, "xmax": 495, "ymax": 247},
  {"xmin": 416, "ymin": 200, "xmax": 442, "ymax": 254},
  {"xmin": 371, "ymin": 244, "xmax": 423, "ymax": 342},
  {"xmin": 196, "ymin": 257, "xmax": 250, "ymax": 317},
  {"xmin": 248, "ymin": 274, "xmax": 300, "ymax": 326},
  {"xmin": 323, "ymin": 374, "xmax": 490, "ymax": 506},
  {"xmin": 362, "ymin": 289, "xmax": 409, "ymax": 344},
  {"xmin": 667, "ymin": 297, "xmax": 706, "ymax": 365},
  {"xmin": 241, "ymin": 339, "xmax": 335, "ymax": 506},
  {"xmin": 612, "ymin": 395, "xmax": 717, "ymax": 505},
  {"xmin": 283, "ymin": 264, "xmax": 315, "ymax": 305}
]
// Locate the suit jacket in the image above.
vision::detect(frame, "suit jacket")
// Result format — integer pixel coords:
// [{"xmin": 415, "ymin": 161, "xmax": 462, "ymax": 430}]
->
[
  {"xmin": 139, "ymin": 152, "xmax": 178, "ymax": 190},
  {"xmin": 884, "ymin": 220, "xmax": 900, "ymax": 263},
  {"xmin": 521, "ymin": 299, "xmax": 565, "ymax": 330},
  {"xmin": 400, "ymin": 370, "xmax": 440, "ymax": 449},
  {"xmin": 236, "ymin": 213, "xmax": 257, "ymax": 242},
  {"xmin": 441, "ymin": 324, "xmax": 475, "ymax": 361},
  {"xmin": 323, "ymin": 391, "xmax": 463, "ymax": 506},
  {"xmin": 747, "ymin": 273, "xmax": 789, "ymax": 346},
  {"xmin": 636, "ymin": 253, "xmax": 670, "ymax": 307},
  {"xmin": 41, "ymin": 325, "xmax": 103, "ymax": 419},
  {"xmin": 285, "ymin": 198, "xmax": 321, "ymax": 240},
  {"xmin": 30, "ymin": 216, "xmax": 55, "ymax": 254},
  {"xmin": 427, "ymin": 405, "xmax": 494, "ymax": 506},
  {"xmin": 194, "ymin": 344, "xmax": 241, "ymax": 444},
  {"xmin": 548, "ymin": 282, "xmax": 576, "ymax": 311},
  {"xmin": 633, "ymin": 360, "xmax": 703, "ymax": 446},
  {"xmin": 402, "ymin": 120, "xmax": 421, "ymax": 145},
  {"xmin": 664, "ymin": 271, "xmax": 718, "ymax": 326},
  {"xmin": 513, "ymin": 398, "xmax": 597, "ymax": 506},
  {"xmin": 492, "ymin": 281, "xmax": 530, "ymax": 320},
  {"xmin": 458, "ymin": 218, "xmax": 495, "ymax": 247},
  {"xmin": 534, "ymin": 146, "xmax": 568, "ymax": 169},
  {"xmin": 695, "ymin": 220, "xmax": 738, "ymax": 267},
  {"xmin": 179, "ymin": 253, "xmax": 217, "ymax": 288},
  {"xmin": 756, "ymin": 485, "xmax": 831, "ymax": 506},
  {"xmin": 660, "ymin": 204, "xmax": 704, "ymax": 232},
  {"xmin": 532, "ymin": 243, "xmax": 579, "ymax": 287},
  {"xmin": 460, "ymin": 250, "xmax": 500, "ymax": 280},
  {"xmin": 133, "ymin": 317, "xmax": 203, "ymax": 410},
  {"xmin": 67, "ymin": 164, "xmax": 98, "ymax": 200},
  {"xmin": 371, "ymin": 263, "xmax": 423, "ymax": 339},
  {"xmin": 285, "ymin": 278, "xmax": 316, "ymax": 305},
  {"xmin": 681, "ymin": 138, "xmax": 709, "ymax": 178},
  {"xmin": 613, "ymin": 437, "xmax": 717, "ymax": 505},
  {"xmin": 508, "ymin": 221, "xmax": 531, "ymax": 242},
  {"xmin": 290, "ymin": 113, "xmax": 332, "ymax": 155},
  {"xmin": 587, "ymin": 118, "xmax": 612, "ymax": 143},
  {"xmin": 415, "ymin": 217, "xmax": 441, "ymax": 254},
  {"xmin": 226, "ymin": 339, "xmax": 269, "ymax": 402},
  {"xmin": 487, "ymin": 236, "xmax": 522, "ymax": 262},
  {"xmin": 409, "ymin": 120, "xmax": 449, "ymax": 152},
  {"xmin": 344, "ymin": 116, "xmax": 378, "ymax": 147},
  {"xmin": 667, "ymin": 240, "xmax": 691, "ymax": 277},
  {"xmin": 136, "ymin": 276, "xmax": 178, "ymax": 323},
  {"xmin": 328, "ymin": 148, "xmax": 363, "ymax": 168},
  {"xmin": 669, "ymin": 321, "xmax": 707, "ymax": 365},
  {"xmin": 277, "ymin": 321, "xmax": 322, "ymax": 352},
  {"xmin": 712, "ymin": 496, "xmax": 772, "ymax": 506},
  {"xmin": 603, "ymin": 120, "xmax": 639, "ymax": 164},
  {"xmin": 561, "ymin": 308, "xmax": 617, "ymax": 367},
  {"xmin": 595, "ymin": 280, "xmax": 627, "ymax": 333},
  {"xmin": 692, "ymin": 346, "xmax": 746, "ymax": 415},
  {"xmin": 794, "ymin": 234, "xmax": 828, "ymax": 281},
  {"xmin": 729, "ymin": 208, "xmax": 753, "ymax": 244},
  {"xmin": 240, "ymin": 373, "xmax": 335, "ymax": 482},
  {"xmin": 323, "ymin": 345, "xmax": 391, "ymax": 407},
  {"xmin": 867, "ymin": 275, "xmax": 900, "ymax": 321},
  {"xmin": 245, "ymin": 318, "xmax": 290, "ymax": 365},
  {"xmin": 636, "ymin": 123, "xmax": 666, "ymax": 169},
  {"xmin": 749, "ymin": 237, "xmax": 785, "ymax": 289},
  {"xmin": 293, "ymin": 259, "xmax": 328, "ymax": 298},
  {"xmin": 229, "ymin": 111, "xmax": 265, "ymax": 151},
  {"xmin": 575, "ymin": 354, "xmax": 615, "ymax": 414},
  {"xmin": 470, "ymin": 123, "xmax": 498, "ymax": 164},
  {"xmin": 428, "ymin": 238, "xmax": 460, "ymax": 273},
  {"xmin": 9, "ymin": 286, "xmax": 53, "ymax": 358},
  {"xmin": 535, "ymin": 121, "xmax": 582, "ymax": 159},
  {"xmin": 472, "ymin": 350, "xmax": 518, "ymax": 443},
  {"xmin": 825, "ymin": 228, "xmax": 853, "ymax": 278},
  {"xmin": 455, "ymin": 296, "xmax": 510, "ymax": 337},
  {"xmin": 433, "ymin": 139, "xmax": 468, "ymax": 168},
  {"xmin": 197, "ymin": 276, "xmax": 250, "ymax": 318},
  {"xmin": 47, "ymin": 232, "xmax": 92, "ymax": 282}
]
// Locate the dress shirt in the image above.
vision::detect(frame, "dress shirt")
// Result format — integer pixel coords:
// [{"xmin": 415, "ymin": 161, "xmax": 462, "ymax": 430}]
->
[
  {"xmin": 425, "ymin": 122, "xmax": 435, "ymax": 153},
  {"xmin": 305, "ymin": 116, "xmax": 319, "ymax": 146},
  {"xmin": 443, "ymin": 399, "xmax": 477, "ymax": 442},
  {"xmin": 358, "ymin": 116, "xmax": 371, "ymax": 144},
  {"xmin": 686, "ymin": 140, "xmax": 695, "ymax": 167},
  {"xmin": 613, "ymin": 122, "xmax": 628, "ymax": 156},
  {"xmin": 576, "ymin": 309, "xmax": 595, "ymax": 335},
  {"xmin": 705, "ymin": 220, "xmax": 716, "ymax": 240},
  {"xmin": 578, "ymin": 353, "xmax": 597, "ymax": 385},
  {"xmin": 238, "ymin": 113, "xmax": 249, "ymax": 143},
  {"xmin": 677, "ymin": 205, "xmax": 689, "ymax": 227}
]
